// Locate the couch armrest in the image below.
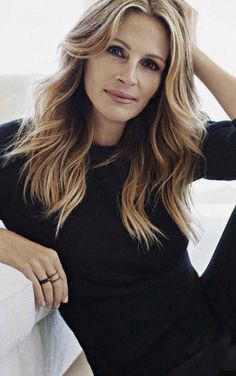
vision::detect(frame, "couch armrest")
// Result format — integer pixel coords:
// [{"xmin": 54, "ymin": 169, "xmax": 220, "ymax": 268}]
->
[{"xmin": 0, "ymin": 262, "xmax": 51, "ymax": 358}]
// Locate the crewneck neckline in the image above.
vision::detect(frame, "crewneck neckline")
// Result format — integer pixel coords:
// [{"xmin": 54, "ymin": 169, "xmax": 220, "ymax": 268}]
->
[
  {"xmin": 91, "ymin": 143, "xmax": 118, "ymax": 149},
  {"xmin": 90, "ymin": 142, "xmax": 120, "ymax": 154}
]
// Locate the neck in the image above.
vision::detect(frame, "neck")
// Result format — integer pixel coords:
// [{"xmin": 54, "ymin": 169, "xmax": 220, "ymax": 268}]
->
[{"xmin": 92, "ymin": 121, "xmax": 126, "ymax": 147}]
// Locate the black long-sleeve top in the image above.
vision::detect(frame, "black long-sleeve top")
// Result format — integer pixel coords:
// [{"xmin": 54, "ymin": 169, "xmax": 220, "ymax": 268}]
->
[{"xmin": 0, "ymin": 118, "xmax": 236, "ymax": 375}]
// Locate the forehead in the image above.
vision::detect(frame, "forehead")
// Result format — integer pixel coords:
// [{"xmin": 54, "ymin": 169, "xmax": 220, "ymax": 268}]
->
[{"xmin": 114, "ymin": 11, "xmax": 170, "ymax": 61}]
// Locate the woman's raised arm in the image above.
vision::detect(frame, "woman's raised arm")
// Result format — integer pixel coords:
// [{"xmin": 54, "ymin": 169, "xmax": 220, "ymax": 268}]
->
[
  {"xmin": 192, "ymin": 46, "xmax": 236, "ymax": 121},
  {"xmin": 178, "ymin": 0, "xmax": 236, "ymax": 120}
]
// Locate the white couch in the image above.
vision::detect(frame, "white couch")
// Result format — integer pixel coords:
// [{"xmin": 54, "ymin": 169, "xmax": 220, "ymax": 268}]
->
[
  {"xmin": 0, "ymin": 263, "xmax": 82, "ymax": 376},
  {"xmin": 0, "ymin": 73, "xmax": 235, "ymax": 376}
]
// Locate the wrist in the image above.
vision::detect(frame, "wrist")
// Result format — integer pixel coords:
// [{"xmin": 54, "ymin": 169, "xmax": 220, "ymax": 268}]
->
[{"xmin": 192, "ymin": 46, "xmax": 205, "ymax": 76}]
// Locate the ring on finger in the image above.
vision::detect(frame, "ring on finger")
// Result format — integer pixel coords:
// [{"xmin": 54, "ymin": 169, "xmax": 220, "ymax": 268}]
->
[
  {"xmin": 48, "ymin": 271, "xmax": 60, "ymax": 283},
  {"xmin": 50, "ymin": 275, "xmax": 61, "ymax": 283},
  {"xmin": 38, "ymin": 272, "xmax": 60, "ymax": 285}
]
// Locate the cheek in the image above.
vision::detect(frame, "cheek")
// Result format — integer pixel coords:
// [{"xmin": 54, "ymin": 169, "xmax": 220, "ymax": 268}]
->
[
  {"xmin": 143, "ymin": 79, "xmax": 161, "ymax": 100},
  {"xmin": 84, "ymin": 63, "xmax": 108, "ymax": 94}
]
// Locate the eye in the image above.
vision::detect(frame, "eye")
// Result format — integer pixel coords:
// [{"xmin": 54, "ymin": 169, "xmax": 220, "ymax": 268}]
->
[
  {"xmin": 143, "ymin": 59, "xmax": 160, "ymax": 72},
  {"xmin": 107, "ymin": 45, "xmax": 160, "ymax": 72},
  {"xmin": 107, "ymin": 45, "xmax": 124, "ymax": 58}
]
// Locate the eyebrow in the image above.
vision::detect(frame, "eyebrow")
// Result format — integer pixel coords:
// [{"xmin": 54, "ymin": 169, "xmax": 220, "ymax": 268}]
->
[{"xmin": 113, "ymin": 38, "xmax": 166, "ymax": 64}]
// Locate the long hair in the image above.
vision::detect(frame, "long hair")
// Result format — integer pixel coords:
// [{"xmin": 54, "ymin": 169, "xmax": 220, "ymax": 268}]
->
[{"xmin": 1, "ymin": 0, "xmax": 209, "ymax": 251}]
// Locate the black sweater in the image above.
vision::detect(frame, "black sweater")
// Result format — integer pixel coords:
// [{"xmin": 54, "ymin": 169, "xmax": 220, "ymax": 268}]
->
[{"xmin": 0, "ymin": 118, "xmax": 236, "ymax": 375}]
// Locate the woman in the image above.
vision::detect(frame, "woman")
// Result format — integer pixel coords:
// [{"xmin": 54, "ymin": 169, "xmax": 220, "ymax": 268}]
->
[{"xmin": 0, "ymin": 0, "xmax": 235, "ymax": 374}]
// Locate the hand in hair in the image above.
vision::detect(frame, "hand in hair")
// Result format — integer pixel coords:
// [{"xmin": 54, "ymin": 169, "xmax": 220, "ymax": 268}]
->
[
  {"xmin": 0, "ymin": 228, "xmax": 69, "ymax": 309},
  {"xmin": 175, "ymin": 0, "xmax": 198, "ymax": 46}
]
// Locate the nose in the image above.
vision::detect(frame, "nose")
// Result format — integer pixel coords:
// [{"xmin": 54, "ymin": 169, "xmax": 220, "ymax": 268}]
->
[{"xmin": 116, "ymin": 61, "xmax": 138, "ymax": 86}]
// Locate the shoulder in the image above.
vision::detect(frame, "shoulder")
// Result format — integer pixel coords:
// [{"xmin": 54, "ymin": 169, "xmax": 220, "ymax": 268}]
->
[
  {"xmin": 0, "ymin": 118, "xmax": 23, "ymax": 152},
  {"xmin": 204, "ymin": 118, "xmax": 236, "ymax": 136},
  {"xmin": 0, "ymin": 118, "xmax": 26, "ymax": 171},
  {"xmin": 202, "ymin": 117, "xmax": 236, "ymax": 152},
  {"xmin": 194, "ymin": 117, "xmax": 236, "ymax": 181},
  {"xmin": 0, "ymin": 118, "xmax": 23, "ymax": 142}
]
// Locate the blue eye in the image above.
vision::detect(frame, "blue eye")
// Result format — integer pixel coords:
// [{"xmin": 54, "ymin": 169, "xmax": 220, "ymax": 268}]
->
[{"xmin": 107, "ymin": 45, "xmax": 160, "ymax": 72}]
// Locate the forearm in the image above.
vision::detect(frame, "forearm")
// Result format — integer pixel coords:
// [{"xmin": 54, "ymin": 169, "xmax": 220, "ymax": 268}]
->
[{"xmin": 193, "ymin": 46, "xmax": 236, "ymax": 120}]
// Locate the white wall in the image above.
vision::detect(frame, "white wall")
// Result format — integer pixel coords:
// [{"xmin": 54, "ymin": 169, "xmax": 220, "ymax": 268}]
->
[{"xmin": 0, "ymin": 0, "xmax": 90, "ymax": 74}]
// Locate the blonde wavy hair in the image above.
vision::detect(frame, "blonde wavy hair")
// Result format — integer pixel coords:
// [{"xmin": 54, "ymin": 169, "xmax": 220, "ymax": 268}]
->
[{"xmin": 2, "ymin": 0, "xmax": 209, "ymax": 251}]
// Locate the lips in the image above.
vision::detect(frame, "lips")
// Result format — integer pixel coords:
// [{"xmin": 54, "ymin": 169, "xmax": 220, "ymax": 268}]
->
[{"xmin": 105, "ymin": 89, "xmax": 136, "ymax": 100}]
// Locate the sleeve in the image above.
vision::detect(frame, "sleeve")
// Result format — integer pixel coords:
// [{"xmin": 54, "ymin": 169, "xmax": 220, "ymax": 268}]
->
[
  {"xmin": 0, "ymin": 118, "xmax": 23, "ymax": 218},
  {"xmin": 194, "ymin": 118, "xmax": 236, "ymax": 181}
]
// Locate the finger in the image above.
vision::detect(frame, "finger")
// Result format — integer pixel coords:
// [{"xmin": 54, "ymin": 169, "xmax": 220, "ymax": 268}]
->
[
  {"xmin": 51, "ymin": 252, "xmax": 69, "ymax": 303},
  {"xmin": 48, "ymin": 271, "xmax": 64, "ymax": 308},
  {"xmin": 175, "ymin": 0, "xmax": 191, "ymax": 12},
  {"xmin": 35, "ymin": 271, "xmax": 54, "ymax": 308},
  {"xmin": 26, "ymin": 271, "xmax": 49, "ymax": 307}
]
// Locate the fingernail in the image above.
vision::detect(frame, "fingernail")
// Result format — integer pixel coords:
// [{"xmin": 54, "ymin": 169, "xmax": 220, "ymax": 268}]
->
[
  {"xmin": 41, "ymin": 301, "xmax": 46, "ymax": 307},
  {"xmin": 63, "ymin": 296, "xmax": 68, "ymax": 303},
  {"xmin": 55, "ymin": 304, "xmax": 60, "ymax": 309}
]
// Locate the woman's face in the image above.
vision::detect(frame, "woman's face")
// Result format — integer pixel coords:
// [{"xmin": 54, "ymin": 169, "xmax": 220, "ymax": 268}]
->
[{"xmin": 83, "ymin": 11, "xmax": 170, "ymax": 142}]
